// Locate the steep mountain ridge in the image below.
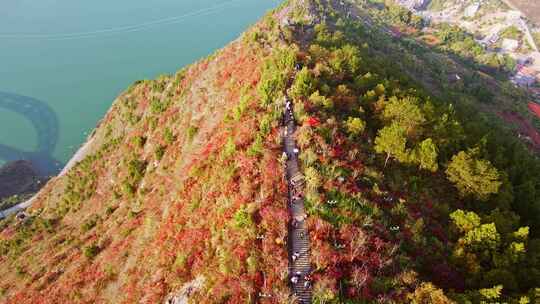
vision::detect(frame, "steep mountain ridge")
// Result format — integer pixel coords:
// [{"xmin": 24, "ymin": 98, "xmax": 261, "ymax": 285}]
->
[
  {"xmin": 0, "ymin": 0, "xmax": 539, "ymax": 303},
  {"xmin": 0, "ymin": 15, "xmax": 294, "ymax": 302}
]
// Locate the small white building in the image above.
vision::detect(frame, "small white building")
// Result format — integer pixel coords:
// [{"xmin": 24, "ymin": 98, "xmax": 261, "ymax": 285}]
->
[
  {"xmin": 501, "ymin": 38, "xmax": 519, "ymax": 52},
  {"xmin": 489, "ymin": 34, "xmax": 500, "ymax": 44},
  {"xmin": 464, "ymin": 3, "xmax": 480, "ymax": 18},
  {"xmin": 507, "ymin": 10, "xmax": 522, "ymax": 21}
]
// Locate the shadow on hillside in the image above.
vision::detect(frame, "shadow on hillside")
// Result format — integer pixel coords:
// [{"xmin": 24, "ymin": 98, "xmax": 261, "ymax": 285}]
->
[{"xmin": 0, "ymin": 91, "xmax": 63, "ymax": 176}]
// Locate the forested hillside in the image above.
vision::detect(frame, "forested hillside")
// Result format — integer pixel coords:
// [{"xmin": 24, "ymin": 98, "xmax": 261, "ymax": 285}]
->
[{"xmin": 0, "ymin": 0, "xmax": 538, "ymax": 303}]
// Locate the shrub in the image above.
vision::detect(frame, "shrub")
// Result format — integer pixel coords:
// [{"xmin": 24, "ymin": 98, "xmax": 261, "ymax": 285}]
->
[
  {"xmin": 187, "ymin": 126, "xmax": 199, "ymax": 141},
  {"xmin": 258, "ymin": 114, "xmax": 273, "ymax": 137},
  {"xmin": 164, "ymin": 128, "xmax": 176, "ymax": 144},
  {"xmin": 121, "ymin": 181, "xmax": 136, "ymax": 197},
  {"xmin": 150, "ymin": 98, "xmax": 169, "ymax": 114},
  {"xmin": 155, "ymin": 146, "xmax": 165, "ymax": 161},
  {"xmin": 105, "ymin": 205, "xmax": 118, "ymax": 216},
  {"xmin": 121, "ymin": 158, "xmax": 147, "ymax": 198},
  {"xmin": 222, "ymin": 137, "xmax": 236, "ymax": 159},
  {"xmin": 247, "ymin": 134, "xmax": 264, "ymax": 157},
  {"xmin": 83, "ymin": 244, "xmax": 100, "ymax": 259},
  {"xmin": 15, "ymin": 265, "xmax": 26, "ymax": 277},
  {"xmin": 151, "ymin": 77, "xmax": 167, "ymax": 92},
  {"xmin": 132, "ymin": 136, "xmax": 146, "ymax": 148},
  {"xmin": 233, "ymin": 93, "xmax": 251, "ymax": 121},
  {"xmin": 127, "ymin": 159, "xmax": 147, "ymax": 183},
  {"xmin": 233, "ymin": 206, "xmax": 252, "ymax": 229},
  {"xmin": 81, "ymin": 215, "xmax": 99, "ymax": 232}
]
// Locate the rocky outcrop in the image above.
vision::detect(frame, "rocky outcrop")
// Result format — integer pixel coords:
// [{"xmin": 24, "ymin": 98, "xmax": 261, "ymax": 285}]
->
[{"xmin": 164, "ymin": 277, "xmax": 205, "ymax": 304}]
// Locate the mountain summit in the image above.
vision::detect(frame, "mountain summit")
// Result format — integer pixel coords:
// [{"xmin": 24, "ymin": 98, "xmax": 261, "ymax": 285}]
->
[{"xmin": 1, "ymin": 1, "xmax": 539, "ymax": 303}]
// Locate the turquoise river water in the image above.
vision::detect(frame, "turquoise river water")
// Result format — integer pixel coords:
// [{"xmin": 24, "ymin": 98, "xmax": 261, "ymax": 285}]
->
[{"xmin": 0, "ymin": 0, "xmax": 280, "ymax": 175}]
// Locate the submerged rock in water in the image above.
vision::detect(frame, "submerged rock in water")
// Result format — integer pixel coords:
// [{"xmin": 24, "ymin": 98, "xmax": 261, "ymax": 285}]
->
[{"xmin": 0, "ymin": 160, "xmax": 42, "ymax": 201}]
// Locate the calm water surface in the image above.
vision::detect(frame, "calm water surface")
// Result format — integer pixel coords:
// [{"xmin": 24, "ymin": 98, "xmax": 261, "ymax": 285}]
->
[{"xmin": 0, "ymin": 0, "xmax": 280, "ymax": 174}]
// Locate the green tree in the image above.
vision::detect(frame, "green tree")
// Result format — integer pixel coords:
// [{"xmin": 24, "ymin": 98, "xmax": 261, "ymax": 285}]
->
[
  {"xmin": 309, "ymin": 91, "xmax": 333, "ymax": 109},
  {"xmin": 345, "ymin": 117, "xmax": 366, "ymax": 136},
  {"xmin": 374, "ymin": 123, "xmax": 409, "ymax": 167},
  {"xmin": 408, "ymin": 282, "xmax": 455, "ymax": 304},
  {"xmin": 383, "ymin": 96, "xmax": 426, "ymax": 135},
  {"xmin": 462, "ymin": 223, "xmax": 500, "ymax": 251},
  {"xmin": 291, "ymin": 67, "xmax": 315, "ymax": 99},
  {"xmin": 374, "ymin": 83, "xmax": 386, "ymax": 96},
  {"xmin": 305, "ymin": 166, "xmax": 322, "ymax": 191},
  {"xmin": 329, "ymin": 44, "xmax": 361, "ymax": 76},
  {"xmin": 411, "ymin": 138, "xmax": 439, "ymax": 172},
  {"xmin": 258, "ymin": 47, "xmax": 296, "ymax": 106},
  {"xmin": 479, "ymin": 285, "xmax": 503, "ymax": 301},
  {"xmin": 451, "ymin": 209, "xmax": 532, "ymax": 295},
  {"xmin": 445, "ymin": 149, "xmax": 502, "ymax": 200},
  {"xmin": 450, "ymin": 210, "xmax": 501, "ymax": 252},
  {"xmin": 450, "ymin": 209, "xmax": 481, "ymax": 233}
]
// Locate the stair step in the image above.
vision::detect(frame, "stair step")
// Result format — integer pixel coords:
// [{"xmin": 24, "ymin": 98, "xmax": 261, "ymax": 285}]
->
[{"xmin": 283, "ymin": 95, "xmax": 312, "ymax": 303}]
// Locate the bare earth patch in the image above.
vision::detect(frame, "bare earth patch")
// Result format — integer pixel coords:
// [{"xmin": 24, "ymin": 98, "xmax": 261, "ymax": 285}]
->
[{"xmin": 508, "ymin": 0, "xmax": 540, "ymax": 25}]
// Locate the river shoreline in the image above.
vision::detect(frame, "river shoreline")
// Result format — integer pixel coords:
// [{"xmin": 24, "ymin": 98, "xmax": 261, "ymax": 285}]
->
[{"xmin": 0, "ymin": 127, "xmax": 96, "ymax": 219}]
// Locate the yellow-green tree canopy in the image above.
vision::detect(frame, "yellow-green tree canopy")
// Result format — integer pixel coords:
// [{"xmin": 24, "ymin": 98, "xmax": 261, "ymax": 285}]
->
[
  {"xmin": 445, "ymin": 149, "xmax": 502, "ymax": 201},
  {"xmin": 290, "ymin": 67, "xmax": 315, "ymax": 100},
  {"xmin": 411, "ymin": 138, "xmax": 439, "ymax": 172},
  {"xmin": 374, "ymin": 122, "xmax": 409, "ymax": 166},
  {"xmin": 409, "ymin": 282, "xmax": 456, "ymax": 304},
  {"xmin": 450, "ymin": 209, "xmax": 481, "ymax": 233},
  {"xmin": 383, "ymin": 96, "xmax": 426, "ymax": 135},
  {"xmin": 345, "ymin": 116, "xmax": 366, "ymax": 136}
]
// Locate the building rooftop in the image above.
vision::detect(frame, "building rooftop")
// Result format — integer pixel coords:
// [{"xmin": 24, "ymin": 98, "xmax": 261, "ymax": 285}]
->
[
  {"xmin": 517, "ymin": 66, "xmax": 538, "ymax": 77},
  {"xmin": 502, "ymin": 38, "xmax": 519, "ymax": 52}
]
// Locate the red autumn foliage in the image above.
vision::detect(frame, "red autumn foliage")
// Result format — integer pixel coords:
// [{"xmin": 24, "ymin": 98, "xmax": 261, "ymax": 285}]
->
[
  {"xmin": 529, "ymin": 102, "xmax": 540, "ymax": 119},
  {"xmin": 306, "ymin": 116, "xmax": 321, "ymax": 127}
]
